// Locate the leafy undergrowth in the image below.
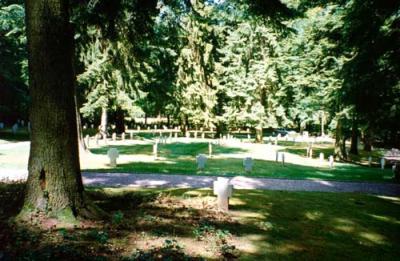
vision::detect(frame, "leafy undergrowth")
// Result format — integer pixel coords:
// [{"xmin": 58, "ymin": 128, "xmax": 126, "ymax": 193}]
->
[{"xmin": 0, "ymin": 183, "xmax": 400, "ymax": 260}]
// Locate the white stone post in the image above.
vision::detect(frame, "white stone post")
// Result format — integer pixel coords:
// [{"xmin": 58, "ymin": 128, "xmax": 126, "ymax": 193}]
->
[
  {"xmin": 319, "ymin": 152, "xmax": 324, "ymax": 162},
  {"xmin": 381, "ymin": 158, "xmax": 385, "ymax": 170},
  {"xmin": 213, "ymin": 177, "xmax": 233, "ymax": 212},
  {"xmin": 329, "ymin": 155, "xmax": 334, "ymax": 168},
  {"xmin": 107, "ymin": 148, "xmax": 119, "ymax": 167}
]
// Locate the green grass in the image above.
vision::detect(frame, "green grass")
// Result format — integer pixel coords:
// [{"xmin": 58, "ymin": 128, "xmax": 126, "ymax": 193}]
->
[
  {"xmin": 87, "ymin": 142, "xmax": 394, "ymax": 182},
  {"xmin": 0, "ymin": 128, "xmax": 30, "ymax": 142},
  {"xmin": 2, "ymin": 184, "xmax": 399, "ymax": 260},
  {"xmin": 0, "ymin": 139, "xmax": 395, "ymax": 182}
]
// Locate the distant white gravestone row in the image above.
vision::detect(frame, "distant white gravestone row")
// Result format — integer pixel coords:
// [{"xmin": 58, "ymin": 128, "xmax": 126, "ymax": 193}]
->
[
  {"xmin": 213, "ymin": 177, "xmax": 233, "ymax": 212},
  {"xmin": 107, "ymin": 148, "xmax": 119, "ymax": 167}
]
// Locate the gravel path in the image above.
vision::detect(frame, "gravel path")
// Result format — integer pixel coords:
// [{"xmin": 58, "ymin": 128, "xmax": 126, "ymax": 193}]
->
[
  {"xmin": 1, "ymin": 170, "xmax": 399, "ymax": 196},
  {"xmin": 83, "ymin": 172, "xmax": 400, "ymax": 196}
]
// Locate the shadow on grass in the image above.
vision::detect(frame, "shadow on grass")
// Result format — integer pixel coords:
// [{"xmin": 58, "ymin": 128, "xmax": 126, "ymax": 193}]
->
[{"xmin": 1, "ymin": 184, "xmax": 400, "ymax": 260}]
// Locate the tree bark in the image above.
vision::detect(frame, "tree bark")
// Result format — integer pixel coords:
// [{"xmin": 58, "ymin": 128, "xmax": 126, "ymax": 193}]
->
[
  {"xmin": 20, "ymin": 0, "xmax": 85, "ymax": 221},
  {"xmin": 350, "ymin": 117, "xmax": 358, "ymax": 155},
  {"xmin": 115, "ymin": 107, "xmax": 125, "ymax": 134},
  {"xmin": 334, "ymin": 118, "xmax": 347, "ymax": 160},
  {"xmin": 363, "ymin": 128, "xmax": 373, "ymax": 152},
  {"xmin": 255, "ymin": 127, "xmax": 263, "ymax": 143},
  {"xmin": 100, "ymin": 106, "xmax": 107, "ymax": 138}
]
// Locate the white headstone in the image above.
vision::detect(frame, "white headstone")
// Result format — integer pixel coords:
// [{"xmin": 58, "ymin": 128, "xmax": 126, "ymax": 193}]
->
[
  {"xmin": 208, "ymin": 142, "xmax": 212, "ymax": 157},
  {"xmin": 137, "ymin": 126, "xmax": 140, "ymax": 131},
  {"xmin": 194, "ymin": 131, "xmax": 198, "ymax": 139},
  {"xmin": 381, "ymin": 158, "xmax": 385, "ymax": 170},
  {"xmin": 11, "ymin": 123, "xmax": 18, "ymax": 134},
  {"xmin": 243, "ymin": 157, "xmax": 253, "ymax": 172},
  {"xmin": 196, "ymin": 154, "xmax": 207, "ymax": 170},
  {"xmin": 319, "ymin": 152, "xmax": 324, "ymax": 162},
  {"xmin": 329, "ymin": 155, "xmax": 334, "ymax": 168},
  {"xmin": 281, "ymin": 152, "xmax": 285, "ymax": 166},
  {"xmin": 121, "ymin": 132, "xmax": 125, "ymax": 141},
  {"xmin": 112, "ymin": 132, "xmax": 116, "ymax": 141},
  {"xmin": 107, "ymin": 148, "xmax": 119, "ymax": 167},
  {"xmin": 309, "ymin": 148, "xmax": 313, "ymax": 158},
  {"xmin": 213, "ymin": 177, "xmax": 233, "ymax": 212},
  {"xmin": 153, "ymin": 142, "xmax": 158, "ymax": 159}
]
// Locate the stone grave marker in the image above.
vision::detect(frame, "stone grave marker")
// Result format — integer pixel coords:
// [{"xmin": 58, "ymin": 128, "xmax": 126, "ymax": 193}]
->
[
  {"xmin": 281, "ymin": 152, "xmax": 285, "ymax": 166},
  {"xmin": 329, "ymin": 155, "xmax": 334, "ymax": 168},
  {"xmin": 213, "ymin": 177, "xmax": 233, "ymax": 212},
  {"xmin": 107, "ymin": 148, "xmax": 119, "ymax": 167},
  {"xmin": 137, "ymin": 126, "xmax": 140, "ymax": 131},
  {"xmin": 319, "ymin": 152, "xmax": 324, "ymax": 162},
  {"xmin": 208, "ymin": 142, "xmax": 213, "ymax": 157},
  {"xmin": 381, "ymin": 158, "xmax": 385, "ymax": 170},
  {"xmin": 112, "ymin": 133, "xmax": 116, "ymax": 141},
  {"xmin": 121, "ymin": 132, "xmax": 125, "ymax": 141},
  {"xmin": 243, "ymin": 157, "xmax": 253, "ymax": 172},
  {"xmin": 153, "ymin": 142, "xmax": 158, "ymax": 159},
  {"xmin": 309, "ymin": 148, "xmax": 313, "ymax": 158},
  {"xmin": 11, "ymin": 123, "xmax": 18, "ymax": 134},
  {"xmin": 196, "ymin": 154, "xmax": 207, "ymax": 170},
  {"xmin": 194, "ymin": 131, "xmax": 198, "ymax": 139},
  {"xmin": 174, "ymin": 131, "xmax": 178, "ymax": 138}
]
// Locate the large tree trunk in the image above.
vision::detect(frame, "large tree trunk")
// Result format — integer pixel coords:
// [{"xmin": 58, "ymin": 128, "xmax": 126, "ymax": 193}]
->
[
  {"xmin": 115, "ymin": 107, "xmax": 125, "ymax": 134},
  {"xmin": 76, "ymin": 95, "xmax": 87, "ymax": 152},
  {"xmin": 350, "ymin": 117, "xmax": 358, "ymax": 155},
  {"xmin": 334, "ymin": 118, "xmax": 347, "ymax": 160},
  {"xmin": 255, "ymin": 127, "xmax": 263, "ymax": 143},
  {"xmin": 100, "ymin": 106, "xmax": 107, "ymax": 138},
  {"xmin": 19, "ymin": 0, "xmax": 85, "ymax": 222},
  {"xmin": 363, "ymin": 128, "xmax": 373, "ymax": 152}
]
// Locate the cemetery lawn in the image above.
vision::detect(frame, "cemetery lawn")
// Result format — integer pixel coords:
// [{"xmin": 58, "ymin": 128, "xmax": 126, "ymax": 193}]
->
[
  {"xmin": 1, "ymin": 183, "xmax": 399, "ymax": 260},
  {"xmin": 86, "ymin": 142, "xmax": 393, "ymax": 182}
]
